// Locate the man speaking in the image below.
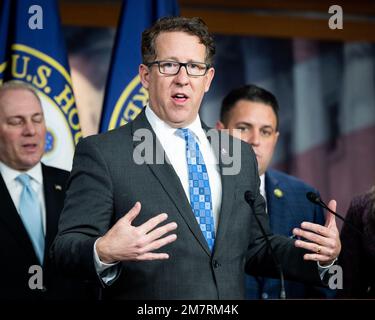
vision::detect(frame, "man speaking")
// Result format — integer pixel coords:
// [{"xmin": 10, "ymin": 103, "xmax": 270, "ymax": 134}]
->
[{"xmin": 52, "ymin": 17, "xmax": 341, "ymax": 299}]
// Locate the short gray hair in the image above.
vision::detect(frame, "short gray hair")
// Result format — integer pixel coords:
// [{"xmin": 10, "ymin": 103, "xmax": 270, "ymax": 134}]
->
[{"xmin": 0, "ymin": 80, "xmax": 42, "ymax": 106}]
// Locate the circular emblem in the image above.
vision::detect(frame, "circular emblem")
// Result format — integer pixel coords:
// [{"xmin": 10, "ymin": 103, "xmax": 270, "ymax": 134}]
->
[
  {"xmin": 1, "ymin": 44, "xmax": 82, "ymax": 170},
  {"xmin": 108, "ymin": 75, "xmax": 148, "ymax": 130},
  {"xmin": 274, "ymin": 188, "xmax": 284, "ymax": 198}
]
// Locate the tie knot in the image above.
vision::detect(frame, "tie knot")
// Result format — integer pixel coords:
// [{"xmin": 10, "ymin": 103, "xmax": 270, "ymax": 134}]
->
[
  {"xmin": 17, "ymin": 173, "xmax": 31, "ymax": 187},
  {"xmin": 176, "ymin": 127, "xmax": 189, "ymax": 138},
  {"xmin": 176, "ymin": 128, "xmax": 197, "ymax": 143}
]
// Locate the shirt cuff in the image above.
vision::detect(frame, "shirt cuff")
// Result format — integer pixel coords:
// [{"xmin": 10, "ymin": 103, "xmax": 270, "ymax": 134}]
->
[
  {"xmin": 317, "ymin": 258, "xmax": 337, "ymax": 269},
  {"xmin": 317, "ymin": 258, "xmax": 337, "ymax": 281},
  {"xmin": 93, "ymin": 238, "xmax": 120, "ymax": 285}
]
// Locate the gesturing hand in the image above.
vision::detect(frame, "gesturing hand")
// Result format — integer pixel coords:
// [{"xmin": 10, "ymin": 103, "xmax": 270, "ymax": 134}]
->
[
  {"xmin": 293, "ymin": 199, "xmax": 341, "ymax": 266},
  {"xmin": 96, "ymin": 202, "xmax": 178, "ymax": 264}
]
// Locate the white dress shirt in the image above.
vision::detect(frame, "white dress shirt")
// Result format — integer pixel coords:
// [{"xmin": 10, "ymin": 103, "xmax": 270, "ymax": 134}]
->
[
  {"xmin": 0, "ymin": 161, "xmax": 46, "ymax": 234},
  {"xmin": 259, "ymin": 173, "xmax": 268, "ymax": 213},
  {"xmin": 145, "ymin": 105, "xmax": 222, "ymax": 230}
]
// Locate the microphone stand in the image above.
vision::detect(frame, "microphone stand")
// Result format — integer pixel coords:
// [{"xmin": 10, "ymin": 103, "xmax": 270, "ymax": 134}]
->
[
  {"xmin": 306, "ymin": 192, "xmax": 363, "ymax": 236},
  {"xmin": 244, "ymin": 191, "xmax": 286, "ymax": 299}
]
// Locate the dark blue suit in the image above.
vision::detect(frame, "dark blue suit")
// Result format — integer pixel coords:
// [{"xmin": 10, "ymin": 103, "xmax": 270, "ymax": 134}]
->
[{"xmin": 245, "ymin": 169, "xmax": 334, "ymax": 299}]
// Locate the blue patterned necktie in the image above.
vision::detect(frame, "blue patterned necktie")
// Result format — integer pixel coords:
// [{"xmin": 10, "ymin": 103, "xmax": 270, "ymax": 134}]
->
[
  {"xmin": 177, "ymin": 128, "xmax": 215, "ymax": 251},
  {"xmin": 17, "ymin": 174, "xmax": 45, "ymax": 264}
]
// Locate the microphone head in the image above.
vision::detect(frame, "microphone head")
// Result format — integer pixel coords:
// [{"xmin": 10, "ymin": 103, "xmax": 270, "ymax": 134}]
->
[
  {"xmin": 306, "ymin": 191, "xmax": 321, "ymax": 204},
  {"xmin": 244, "ymin": 191, "xmax": 254, "ymax": 203}
]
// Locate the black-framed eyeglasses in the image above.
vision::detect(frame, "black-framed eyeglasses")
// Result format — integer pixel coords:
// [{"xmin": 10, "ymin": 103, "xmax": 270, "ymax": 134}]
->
[{"xmin": 147, "ymin": 60, "xmax": 210, "ymax": 76}]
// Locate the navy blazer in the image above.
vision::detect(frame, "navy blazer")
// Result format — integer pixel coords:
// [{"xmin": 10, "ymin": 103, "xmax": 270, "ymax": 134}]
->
[{"xmin": 245, "ymin": 169, "xmax": 335, "ymax": 299}]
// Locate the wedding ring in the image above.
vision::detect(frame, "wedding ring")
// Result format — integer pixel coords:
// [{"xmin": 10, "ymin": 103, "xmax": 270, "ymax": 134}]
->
[{"xmin": 316, "ymin": 246, "xmax": 322, "ymax": 254}]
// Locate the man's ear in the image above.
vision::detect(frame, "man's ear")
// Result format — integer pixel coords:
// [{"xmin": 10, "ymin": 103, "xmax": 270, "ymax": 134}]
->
[
  {"xmin": 204, "ymin": 67, "xmax": 215, "ymax": 93},
  {"xmin": 216, "ymin": 121, "xmax": 225, "ymax": 130},
  {"xmin": 139, "ymin": 64, "xmax": 150, "ymax": 89},
  {"xmin": 275, "ymin": 131, "xmax": 280, "ymax": 144}
]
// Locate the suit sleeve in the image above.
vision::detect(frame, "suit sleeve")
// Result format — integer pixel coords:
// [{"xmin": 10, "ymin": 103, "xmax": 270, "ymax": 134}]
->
[
  {"xmin": 243, "ymin": 151, "xmax": 321, "ymax": 285},
  {"xmin": 51, "ymin": 137, "xmax": 115, "ymax": 280}
]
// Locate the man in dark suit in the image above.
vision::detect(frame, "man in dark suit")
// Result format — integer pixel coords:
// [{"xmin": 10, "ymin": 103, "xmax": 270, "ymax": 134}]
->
[
  {"xmin": 217, "ymin": 84, "xmax": 336, "ymax": 299},
  {"xmin": 0, "ymin": 81, "xmax": 85, "ymax": 299},
  {"xmin": 52, "ymin": 17, "xmax": 341, "ymax": 300}
]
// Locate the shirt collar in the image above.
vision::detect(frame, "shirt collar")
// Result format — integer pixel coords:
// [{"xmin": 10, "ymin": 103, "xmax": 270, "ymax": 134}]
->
[
  {"xmin": 259, "ymin": 173, "xmax": 266, "ymax": 198},
  {"xmin": 0, "ymin": 161, "xmax": 43, "ymax": 185},
  {"xmin": 145, "ymin": 104, "xmax": 206, "ymax": 142}
]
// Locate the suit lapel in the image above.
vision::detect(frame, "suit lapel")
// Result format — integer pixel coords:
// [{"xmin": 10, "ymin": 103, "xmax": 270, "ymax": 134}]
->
[
  {"xmin": 265, "ymin": 171, "xmax": 289, "ymax": 234},
  {"xmin": 205, "ymin": 128, "xmax": 236, "ymax": 254},
  {"xmin": 131, "ymin": 111, "xmax": 211, "ymax": 256},
  {"xmin": 0, "ymin": 173, "xmax": 37, "ymax": 261},
  {"xmin": 42, "ymin": 165, "xmax": 63, "ymax": 257}
]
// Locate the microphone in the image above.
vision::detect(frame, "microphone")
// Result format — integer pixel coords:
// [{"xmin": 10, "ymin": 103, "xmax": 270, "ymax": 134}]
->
[
  {"xmin": 244, "ymin": 191, "xmax": 286, "ymax": 300},
  {"xmin": 306, "ymin": 191, "xmax": 362, "ymax": 236}
]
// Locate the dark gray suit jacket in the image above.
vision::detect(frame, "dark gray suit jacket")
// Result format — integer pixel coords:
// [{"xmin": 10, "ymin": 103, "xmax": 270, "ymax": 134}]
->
[{"xmin": 52, "ymin": 110, "xmax": 321, "ymax": 299}]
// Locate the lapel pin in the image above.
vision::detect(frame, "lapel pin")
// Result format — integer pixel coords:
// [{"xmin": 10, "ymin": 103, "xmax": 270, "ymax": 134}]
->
[
  {"xmin": 54, "ymin": 184, "xmax": 62, "ymax": 191},
  {"xmin": 221, "ymin": 148, "xmax": 228, "ymax": 155},
  {"xmin": 274, "ymin": 188, "xmax": 283, "ymax": 198}
]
